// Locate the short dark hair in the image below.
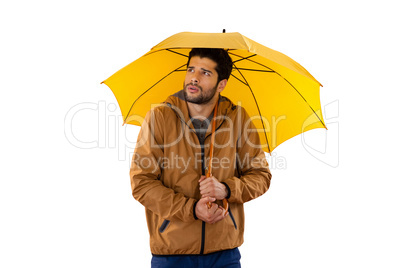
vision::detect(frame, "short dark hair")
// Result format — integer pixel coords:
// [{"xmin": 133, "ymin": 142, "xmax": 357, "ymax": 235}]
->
[{"xmin": 187, "ymin": 48, "xmax": 233, "ymax": 82}]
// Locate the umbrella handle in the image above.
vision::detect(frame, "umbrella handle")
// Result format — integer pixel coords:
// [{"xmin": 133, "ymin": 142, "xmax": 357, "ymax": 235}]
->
[
  {"xmin": 207, "ymin": 198, "xmax": 229, "ymax": 216},
  {"xmin": 206, "ymin": 102, "xmax": 218, "ymax": 209},
  {"xmin": 223, "ymin": 198, "xmax": 229, "ymax": 216}
]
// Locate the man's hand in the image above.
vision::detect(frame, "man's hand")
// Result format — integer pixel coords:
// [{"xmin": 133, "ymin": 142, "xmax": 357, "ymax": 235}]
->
[
  {"xmin": 195, "ymin": 196, "xmax": 227, "ymax": 224},
  {"xmin": 199, "ymin": 175, "xmax": 228, "ymax": 200}
]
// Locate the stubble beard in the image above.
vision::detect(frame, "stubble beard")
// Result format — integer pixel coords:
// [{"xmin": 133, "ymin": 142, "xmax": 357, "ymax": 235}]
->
[{"xmin": 183, "ymin": 83, "xmax": 218, "ymax": 105}]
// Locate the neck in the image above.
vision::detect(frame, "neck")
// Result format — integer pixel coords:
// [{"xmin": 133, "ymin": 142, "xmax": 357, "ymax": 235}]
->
[{"xmin": 187, "ymin": 95, "xmax": 219, "ymax": 119}]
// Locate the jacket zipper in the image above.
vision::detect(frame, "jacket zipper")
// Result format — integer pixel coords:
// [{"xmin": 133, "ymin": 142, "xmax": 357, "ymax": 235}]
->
[
  {"xmin": 200, "ymin": 145, "xmax": 206, "ymax": 255},
  {"xmin": 166, "ymin": 103, "xmax": 226, "ymax": 255},
  {"xmin": 199, "ymin": 120, "xmax": 227, "ymax": 254}
]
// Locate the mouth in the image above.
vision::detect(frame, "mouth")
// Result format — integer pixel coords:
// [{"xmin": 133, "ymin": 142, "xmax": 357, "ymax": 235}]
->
[{"xmin": 186, "ymin": 83, "xmax": 201, "ymax": 94}]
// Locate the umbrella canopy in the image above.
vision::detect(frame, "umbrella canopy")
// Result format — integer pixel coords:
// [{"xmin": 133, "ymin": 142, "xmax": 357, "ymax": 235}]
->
[{"xmin": 102, "ymin": 31, "xmax": 326, "ymax": 153}]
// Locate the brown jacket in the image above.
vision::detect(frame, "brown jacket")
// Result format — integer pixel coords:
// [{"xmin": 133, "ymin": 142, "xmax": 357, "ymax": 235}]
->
[{"xmin": 130, "ymin": 91, "xmax": 271, "ymax": 255}]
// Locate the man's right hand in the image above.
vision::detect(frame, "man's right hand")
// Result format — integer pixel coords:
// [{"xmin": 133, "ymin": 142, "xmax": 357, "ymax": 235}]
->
[{"xmin": 195, "ymin": 196, "xmax": 227, "ymax": 224}]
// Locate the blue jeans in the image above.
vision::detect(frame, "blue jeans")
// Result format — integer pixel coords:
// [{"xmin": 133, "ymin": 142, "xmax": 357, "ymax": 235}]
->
[{"xmin": 151, "ymin": 248, "xmax": 241, "ymax": 268}]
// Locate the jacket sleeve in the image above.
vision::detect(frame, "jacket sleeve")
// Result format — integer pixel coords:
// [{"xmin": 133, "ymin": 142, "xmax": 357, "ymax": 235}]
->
[
  {"xmin": 223, "ymin": 108, "xmax": 272, "ymax": 204},
  {"xmin": 130, "ymin": 108, "xmax": 197, "ymax": 222}
]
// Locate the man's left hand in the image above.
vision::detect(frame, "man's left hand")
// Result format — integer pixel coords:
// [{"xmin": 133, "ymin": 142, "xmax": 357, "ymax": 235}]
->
[{"xmin": 199, "ymin": 175, "xmax": 228, "ymax": 200}]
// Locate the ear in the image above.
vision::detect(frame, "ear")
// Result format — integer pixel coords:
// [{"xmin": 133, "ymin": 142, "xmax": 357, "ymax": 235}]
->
[{"xmin": 217, "ymin": 79, "xmax": 228, "ymax": 93}]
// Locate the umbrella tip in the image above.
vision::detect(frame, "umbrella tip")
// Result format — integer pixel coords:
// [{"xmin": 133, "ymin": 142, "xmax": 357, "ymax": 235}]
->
[{"xmin": 222, "ymin": 29, "xmax": 226, "ymax": 33}]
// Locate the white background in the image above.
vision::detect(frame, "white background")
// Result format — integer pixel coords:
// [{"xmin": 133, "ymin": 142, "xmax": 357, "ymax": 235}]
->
[{"xmin": 1, "ymin": 0, "xmax": 401, "ymax": 267}]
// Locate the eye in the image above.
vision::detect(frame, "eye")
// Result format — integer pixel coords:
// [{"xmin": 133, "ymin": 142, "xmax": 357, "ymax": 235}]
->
[
  {"xmin": 203, "ymin": 71, "xmax": 211, "ymax": 76},
  {"xmin": 187, "ymin": 68, "xmax": 194, "ymax": 73}
]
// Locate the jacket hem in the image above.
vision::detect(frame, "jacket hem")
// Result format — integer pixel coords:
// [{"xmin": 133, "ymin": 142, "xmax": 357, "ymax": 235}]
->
[{"xmin": 151, "ymin": 247, "xmax": 239, "ymax": 257}]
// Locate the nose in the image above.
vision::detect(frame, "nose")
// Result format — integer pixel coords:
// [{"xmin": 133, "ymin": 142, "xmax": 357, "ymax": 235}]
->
[{"xmin": 191, "ymin": 75, "xmax": 199, "ymax": 84}]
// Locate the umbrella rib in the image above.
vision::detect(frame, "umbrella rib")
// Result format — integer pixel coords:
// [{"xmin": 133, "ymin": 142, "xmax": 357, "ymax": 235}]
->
[
  {"xmin": 230, "ymin": 52, "xmax": 326, "ymax": 129},
  {"xmin": 123, "ymin": 63, "xmax": 187, "ymax": 124},
  {"xmin": 166, "ymin": 49, "xmax": 189, "ymax": 58},
  {"xmin": 231, "ymin": 53, "xmax": 258, "ymax": 64},
  {"xmin": 232, "ymin": 63, "xmax": 271, "ymax": 153},
  {"xmin": 276, "ymin": 74, "xmax": 327, "ymax": 129},
  {"xmin": 143, "ymin": 48, "xmax": 189, "ymax": 58},
  {"xmin": 234, "ymin": 68, "xmax": 275, "ymax": 73},
  {"xmin": 230, "ymin": 73, "xmax": 248, "ymax": 86},
  {"xmin": 229, "ymin": 52, "xmax": 276, "ymax": 73}
]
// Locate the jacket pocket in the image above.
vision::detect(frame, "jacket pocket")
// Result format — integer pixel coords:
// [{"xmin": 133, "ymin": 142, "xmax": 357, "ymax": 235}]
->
[
  {"xmin": 159, "ymin": 219, "xmax": 170, "ymax": 233},
  {"xmin": 228, "ymin": 208, "xmax": 237, "ymax": 230}
]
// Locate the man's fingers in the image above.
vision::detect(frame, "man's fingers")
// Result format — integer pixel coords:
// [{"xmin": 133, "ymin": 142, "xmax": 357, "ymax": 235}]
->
[
  {"xmin": 197, "ymin": 199, "xmax": 228, "ymax": 224},
  {"xmin": 199, "ymin": 177, "xmax": 211, "ymax": 188},
  {"xmin": 209, "ymin": 207, "xmax": 226, "ymax": 224},
  {"xmin": 200, "ymin": 196, "xmax": 215, "ymax": 205},
  {"xmin": 199, "ymin": 176, "xmax": 216, "ymax": 186},
  {"xmin": 200, "ymin": 178, "xmax": 215, "ymax": 197}
]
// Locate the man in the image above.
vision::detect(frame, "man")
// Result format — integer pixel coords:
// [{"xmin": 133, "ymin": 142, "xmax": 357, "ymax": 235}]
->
[{"xmin": 130, "ymin": 48, "xmax": 271, "ymax": 267}]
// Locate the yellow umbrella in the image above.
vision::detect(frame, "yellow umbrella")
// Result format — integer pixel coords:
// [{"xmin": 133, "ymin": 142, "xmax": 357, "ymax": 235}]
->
[{"xmin": 102, "ymin": 31, "xmax": 326, "ymax": 153}]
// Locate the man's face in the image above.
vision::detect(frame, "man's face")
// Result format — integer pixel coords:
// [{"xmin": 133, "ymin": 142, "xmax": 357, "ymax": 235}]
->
[{"xmin": 183, "ymin": 56, "xmax": 220, "ymax": 105}]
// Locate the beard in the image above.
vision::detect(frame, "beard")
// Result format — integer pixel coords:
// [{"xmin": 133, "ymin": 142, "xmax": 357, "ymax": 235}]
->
[{"xmin": 183, "ymin": 83, "xmax": 218, "ymax": 105}]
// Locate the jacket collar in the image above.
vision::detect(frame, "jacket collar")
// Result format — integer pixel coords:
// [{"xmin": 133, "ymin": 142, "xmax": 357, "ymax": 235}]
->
[{"xmin": 163, "ymin": 90, "xmax": 236, "ymax": 133}]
